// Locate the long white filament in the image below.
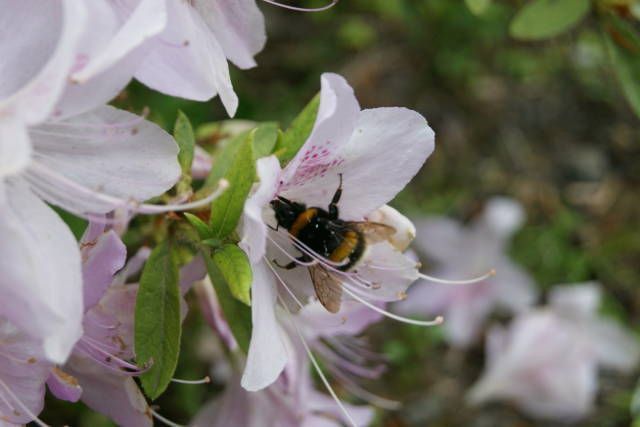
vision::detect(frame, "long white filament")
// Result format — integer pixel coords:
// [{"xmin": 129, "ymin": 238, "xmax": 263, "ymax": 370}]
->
[
  {"xmin": 277, "ymin": 295, "xmax": 358, "ymax": 427},
  {"xmin": 341, "ymin": 285, "xmax": 444, "ymax": 326},
  {"xmin": 170, "ymin": 376, "xmax": 211, "ymax": 385},
  {"xmin": 418, "ymin": 269, "xmax": 496, "ymax": 285},
  {"xmin": 268, "ymin": 228, "xmax": 446, "ymax": 326},
  {"xmin": 150, "ymin": 408, "xmax": 184, "ymax": 427},
  {"xmin": 0, "ymin": 378, "xmax": 49, "ymax": 427},
  {"xmin": 27, "ymin": 161, "xmax": 228, "ymax": 217},
  {"xmin": 260, "ymin": 0, "xmax": 338, "ymax": 12}
]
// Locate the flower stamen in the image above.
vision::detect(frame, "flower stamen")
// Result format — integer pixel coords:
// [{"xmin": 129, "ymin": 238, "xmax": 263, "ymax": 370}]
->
[
  {"xmin": 418, "ymin": 269, "xmax": 496, "ymax": 285},
  {"xmin": 26, "ymin": 161, "xmax": 228, "ymax": 219},
  {"xmin": 260, "ymin": 0, "xmax": 338, "ymax": 12},
  {"xmin": 170, "ymin": 376, "xmax": 211, "ymax": 385},
  {"xmin": 341, "ymin": 285, "xmax": 444, "ymax": 327},
  {"xmin": 277, "ymin": 295, "xmax": 358, "ymax": 427},
  {"xmin": 150, "ymin": 408, "xmax": 185, "ymax": 427},
  {"xmin": 0, "ymin": 378, "xmax": 49, "ymax": 427}
]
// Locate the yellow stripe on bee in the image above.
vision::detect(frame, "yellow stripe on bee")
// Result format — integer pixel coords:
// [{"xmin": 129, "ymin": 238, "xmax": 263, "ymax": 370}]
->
[
  {"xmin": 289, "ymin": 208, "xmax": 317, "ymax": 237},
  {"xmin": 329, "ymin": 230, "xmax": 359, "ymax": 263}
]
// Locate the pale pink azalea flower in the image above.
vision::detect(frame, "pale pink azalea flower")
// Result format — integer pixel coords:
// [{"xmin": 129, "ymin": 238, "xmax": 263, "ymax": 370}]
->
[
  {"xmin": 192, "ymin": 361, "xmax": 373, "ymax": 427},
  {"xmin": 0, "ymin": 0, "xmax": 184, "ymax": 363},
  {"xmin": 394, "ymin": 197, "xmax": 537, "ymax": 348},
  {"xmin": 237, "ymin": 72, "xmax": 437, "ymax": 394},
  {"xmin": 0, "ymin": 106, "xmax": 181, "ymax": 363},
  {"xmin": 194, "ymin": 280, "xmax": 377, "ymax": 427},
  {"xmin": 123, "ymin": 0, "xmax": 266, "ymax": 116},
  {"xmin": 48, "ymin": 223, "xmax": 207, "ymax": 427},
  {"xmin": 468, "ymin": 283, "xmax": 640, "ymax": 421}
]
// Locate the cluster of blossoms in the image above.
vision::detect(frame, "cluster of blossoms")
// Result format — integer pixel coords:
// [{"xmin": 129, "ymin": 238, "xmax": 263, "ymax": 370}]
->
[
  {"xmin": 396, "ymin": 198, "xmax": 640, "ymax": 421},
  {"xmin": 0, "ymin": 1, "xmax": 453, "ymax": 425},
  {"xmin": 1, "ymin": 1, "xmax": 638, "ymax": 426},
  {"xmin": 1, "ymin": 0, "xmax": 264, "ymax": 366}
]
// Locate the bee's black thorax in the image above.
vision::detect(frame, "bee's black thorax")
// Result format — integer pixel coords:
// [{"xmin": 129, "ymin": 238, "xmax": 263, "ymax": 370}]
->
[{"xmin": 270, "ymin": 195, "xmax": 365, "ymax": 271}]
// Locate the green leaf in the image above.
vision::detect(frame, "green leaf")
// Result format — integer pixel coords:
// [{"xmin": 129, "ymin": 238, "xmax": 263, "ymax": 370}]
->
[
  {"xmin": 174, "ymin": 111, "xmax": 195, "ymax": 174},
  {"xmin": 252, "ymin": 122, "xmax": 279, "ymax": 159},
  {"xmin": 632, "ymin": 378, "xmax": 640, "ymax": 417},
  {"xmin": 209, "ymin": 133, "xmax": 256, "ymax": 239},
  {"xmin": 465, "ymin": 0, "xmax": 491, "ymax": 15},
  {"xmin": 173, "ymin": 111, "xmax": 195, "ymax": 194},
  {"xmin": 213, "ymin": 243, "xmax": 252, "ymax": 305},
  {"xmin": 274, "ymin": 93, "xmax": 320, "ymax": 164},
  {"xmin": 201, "ymin": 238, "xmax": 223, "ymax": 248},
  {"xmin": 509, "ymin": 0, "xmax": 591, "ymax": 40},
  {"xmin": 603, "ymin": 15, "xmax": 640, "ymax": 118},
  {"xmin": 203, "ymin": 246, "xmax": 252, "ymax": 353},
  {"xmin": 135, "ymin": 239, "xmax": 181, "ymax": 400},
  {"xmin": 202, "ymin": 130, "xmax": 250, "ymax": 190},
  {"xmin": 183, "ymin": 212, "xmax": 210, "ymax": 240}
]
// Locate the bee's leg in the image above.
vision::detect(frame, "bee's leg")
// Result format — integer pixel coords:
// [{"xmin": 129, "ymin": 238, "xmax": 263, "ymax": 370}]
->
[
  {"xmin": 272, "ymin": 260, "xmax": 297, "ymax": 270},
  {"xmin": 267, "ymin": 223, "xmax": 279, "ymax": 231},
  {"xmin": 272, "ymin": 255, "xmax": 311, "ymax": 270},
  {"xmin": 328, "ymin": 173, "xmax": 343, "ymax": 220}
]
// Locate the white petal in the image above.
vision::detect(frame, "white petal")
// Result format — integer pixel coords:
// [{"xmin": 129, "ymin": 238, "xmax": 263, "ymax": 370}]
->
[
  {"xmin": 354, "ymin": 242, "xmax": 419, "ymax": 302},
  {"xmin": 468, "ymin": 312, "xmax": 599, "ymax": 420},
  {"xmin": 444, "ymin": 292, "xmax": 494, "ymax": 347},
  {"xmin": 335, "ymin": 107, "xmax": 434, "ymax": 219},
  {"xmin": 286, "ymin": 107, "xmax": 435, "ymax": 220},
  {"xmin": 0, "ymin": 181, "xmax": 83, "ymax": 363},
  {"xmin": 590, "ymin": 318, "xmax": 640, "ymax": 371},
  {"xmin": 366, "ymin": 205, "xmax": 416, "ymax": 252},
  {"xmin": 480, "ymin": 196, "xmax": 525, "ymax": 239},
  {"xmin": 72, "ymin": 0, "xmax": 166, "ymax": 83},
  {"xmin": 0, "ymin": 321, "xmax": 51, "ymax": 425},
  {"xmin": 0, "ymin": 0, "xmax": 86, "ymax": 124},
  {"xmin": 241, "ymin": 261, "xmax": 288, "ymax": 391},
  {"xmin": 549, "ymin": 282, "xmax": 601, "ymax": 318},
  {"xmin": 493, "ymin": 260, "xmax": 537, "ymax": 312},
  {"xmin": 0, "ymin": 118, "xmax": 31, "ymax": 179},
  {"xmin": 66, "ymin": 357, "xmax": 152, "ymax": 427},
  {"xmin": 135, "ymin": 0, "xmax": 238, "ymax": 116},
  {"xmin": 26, "ymin": 105, "xmax": 180, "ymax": 214},
  {"xmin": 296, "ymin": 300, "xmax": 382, "ymax": 340},
  {"xmin": 239, "ymin": 155, "xmax": 281, "ymax": 264},
  {"xmin": 413, "ymin": 217, "xmax": 466, "ymax": 264},
  {"xmin": 55, "ymin": 0, "xmax": 167, "ymax": 118},
  {"xmin": 81, "ymin": 230, "xmax": 127, "ymax": 310},
  {"xmin": 280, "ymin": 73, "xmax": 360, "ymax": 194},
  {"xmin": 193, "ymin": 0, "xmax": 266, "ymax": 69}
]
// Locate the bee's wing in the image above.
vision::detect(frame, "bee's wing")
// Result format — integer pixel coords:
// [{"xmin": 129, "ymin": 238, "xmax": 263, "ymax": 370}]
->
[
  {"xmin": 309, "ymin": 264, "xmax": 343, "ymax": 313},
  {"xmin": 347, "ymin": 221, "xmax": 396, "ymax": 244}
]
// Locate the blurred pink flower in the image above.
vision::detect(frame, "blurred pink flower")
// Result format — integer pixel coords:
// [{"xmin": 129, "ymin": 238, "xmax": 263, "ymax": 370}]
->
[
  {"xmin": 468, "ymin": 283, "xmax": 640, "ymax": 421},
  {"xmin": 194, "ymin": 281, "xmax": 379, "ymax": 426},
  {"xmin": 237, "ymin": 72, "xmax": 436, "ymax": 392},
  {"xmin": 394, "ymin": 197, "xmax": 537, "ymax": 348},
  {"xmin": 192, "ymin": 361, "xmax": 373, "ymax": 427}
]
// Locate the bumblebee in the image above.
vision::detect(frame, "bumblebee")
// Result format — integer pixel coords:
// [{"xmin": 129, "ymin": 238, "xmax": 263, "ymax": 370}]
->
[{"xmin": 270, "ymin": 174, "xmax": 395, "ymax": 313}]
